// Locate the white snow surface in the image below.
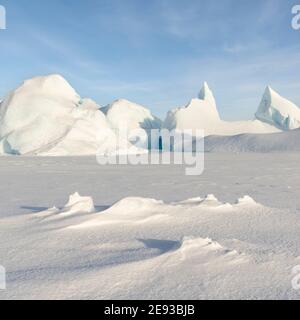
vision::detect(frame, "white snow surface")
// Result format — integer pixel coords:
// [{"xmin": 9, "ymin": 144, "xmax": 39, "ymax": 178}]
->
[
  {"xmin": 255, "ymin": 86, "xmax": 300, "ymax": 130},
  {"xmin": 164, "ymin": 83, "xmax": 280, "ymax": 137},
  {"xmin": 204, "ymin": 128, "xmax": 300, "ymax": 152},
  {"xmin": 0, "ymin": 155, "xmax": 300, "ymax": 300}
]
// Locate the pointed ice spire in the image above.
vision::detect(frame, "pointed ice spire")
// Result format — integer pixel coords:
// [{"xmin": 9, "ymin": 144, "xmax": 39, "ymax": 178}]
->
[
  {"xmin": 263, "ymin": 85, "xmax": 275, "ymax": 99},
  {"xmin": 255, "ymin": 85, "xmax": 300, "ymax": 130},
  {"xmin": 257, "ymin": 85, "xmax": 282, "ymax": 116},
  {"xmin": 198, "ymin": 82, "xmax": 217, "ymax": 111}
]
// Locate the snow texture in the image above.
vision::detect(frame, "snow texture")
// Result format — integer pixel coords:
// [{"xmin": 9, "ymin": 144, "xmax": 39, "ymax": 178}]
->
[
  {"xmin": 204, "ymin": 128, "xmax": 300, "ymax": 152},
  {"xmin": 0, "ymin": 155, "xmax": 300, "ymax": 299}
]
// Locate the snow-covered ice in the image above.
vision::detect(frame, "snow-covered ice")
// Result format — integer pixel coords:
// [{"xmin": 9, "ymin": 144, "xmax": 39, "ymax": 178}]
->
[
  {"xmin": 164, "ymin": 83, "xmax": 281, "ymax": 137},
  {"xmin": 0, "ymin": 154, "xmax": 300, "ymax": 300},
  {"xmin": 0, "ymin": 75, "xmax": 134, "ymax": 156},
  {"xmin": 1, "ymin": 75, "xmax": 300, "ymax": 156},
  {"xmin": 102, "ymin": 99, "xmax": 162, "ymax": 149},
  {"xmin": 256, "ymin": 86, "xmax": 300, "ymax": 130}
]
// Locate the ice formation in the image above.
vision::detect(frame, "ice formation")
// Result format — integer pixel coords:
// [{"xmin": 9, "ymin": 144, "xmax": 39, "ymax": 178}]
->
[{"xmin": 255, "ymin": 86, "xmax": 300, "ymax": 130}]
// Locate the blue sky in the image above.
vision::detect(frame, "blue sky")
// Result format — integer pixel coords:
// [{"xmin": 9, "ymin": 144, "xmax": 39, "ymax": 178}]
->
[{"xmin": 0, "ymin": 0, "xmax": 300, "ymax": 119}]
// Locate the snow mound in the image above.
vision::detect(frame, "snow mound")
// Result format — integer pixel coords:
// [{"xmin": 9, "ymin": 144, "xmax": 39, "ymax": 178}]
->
[
  {"xmin": 163, "ymin": 82, "xmax": 280, "ymax": 137},
  {"xmin": 180, "ymin": 237, "xmax": 223, "ymax": 253},
  {"xmin": 203, "ymin": 194, "xmax": 219, "ymax": 202},
  {"xmin": 35, "ymin": 192, "xmax": 95, "ymax": 220},
  {"xmin": 177, "ymin": 194, "xmax": 256, "ymax": 208},
  {"xmin": 255, "ymin": 86, "xmax": 300, "ymax": 130},
  {"xmin": 63, "ymin": 192, "xmax": 95, "ymax": 214},
  {"xmin": 68, "ymin": 193, "xmax": 263, "ymax": 229},
  {"xmin": 236, "ymin": 195, "xmax": 259, "ymax": 206},
  {"xmin": 107, "ymin": 197, "xmax": 164, "ymax": 214},
  {"xmin": 174, "ymin": 237, "xmax": 247, "ymax": 265},
  {"xmin": 102, "ymin": 99, "xmax": 162, "ymax": 149},
  {"xmin": 71, "ymin": 197, "xmax": 167, "ymax": 228},
  {"xmin": 0, "ymin": 75, "xmax": 128, "ymax": 155},
  {"xmin": 177, "ymin": 194, "xmax": 227, "ymax": 208}
]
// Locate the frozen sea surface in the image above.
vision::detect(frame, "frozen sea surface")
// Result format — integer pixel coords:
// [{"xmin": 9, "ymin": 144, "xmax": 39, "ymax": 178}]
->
[
  {"xmin": 0, "ymin": 153, "xmax": 299, "ymax": 216},
  {"xmin": 0, "ymin": 154, "xmax": 300, "ymax": 299}
]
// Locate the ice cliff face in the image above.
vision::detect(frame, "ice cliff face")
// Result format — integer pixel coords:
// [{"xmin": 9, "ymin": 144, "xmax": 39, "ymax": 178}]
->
[{"xmin": 255, "ymin": 86, "xmax": 300, "ymax": 130}]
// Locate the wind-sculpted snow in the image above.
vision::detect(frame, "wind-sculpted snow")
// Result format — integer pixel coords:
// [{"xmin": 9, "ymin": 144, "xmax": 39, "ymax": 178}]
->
[
  {"xmin": 34, "ymin": 192, "xmax": 95, "ymax": 221},
  {"xmin": 68, "ymin": 194, "xmax": 260, "ymax": 229},
  {"xmin": 256, "ymin": 86, "xmax": 300, "ymax": 130},
  {"xmin": 1, "ymin": 156, "xmax": 300, "ymax": 299}
]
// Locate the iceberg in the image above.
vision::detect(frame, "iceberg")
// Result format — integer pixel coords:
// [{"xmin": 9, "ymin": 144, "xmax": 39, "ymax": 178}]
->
[
  {"xmin": 164, "ymin": 82, "xmax": 280, "ymax": 137},
  {"xmin": 255, "ymin": 86, "xmax": 300, "ymax": 130},
  {"xmin": 0, "ymin": 74, "xmax": 129, "ymax": 155},
  {"xmin": 102, "ymin": 99, "xmax": 162, "ymax": 149}
]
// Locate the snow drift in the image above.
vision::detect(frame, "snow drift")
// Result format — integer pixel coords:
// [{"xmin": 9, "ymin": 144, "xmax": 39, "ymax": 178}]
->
[{"xmin": 6, "ymin": 191, "xmax": 296, "ymax": 300}]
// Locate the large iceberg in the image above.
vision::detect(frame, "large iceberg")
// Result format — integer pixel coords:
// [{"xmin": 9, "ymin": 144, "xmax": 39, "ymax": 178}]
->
[
  {"xmin": 0, "ymin": 75, "xmax": 128, "ymax": 155},
  {"xmin": 255, "ymin": 86, "xmax": 300, "ymax": 130}
]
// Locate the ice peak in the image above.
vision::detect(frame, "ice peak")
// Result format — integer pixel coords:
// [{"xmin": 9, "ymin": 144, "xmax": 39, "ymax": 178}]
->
[
  {"xmin": 256, "ymin": 86, "xmax": 300, "ymax": 130},
  {"xmin": 266, "ymin": 85, "xmax": 272, "ymax": 91},
  {"xmin": 198, "ymin": 82, "xmax": 217, "ymax": 110},
  {"xmin": 263, "ymin": 85, "xmax": 277, "ymax": 98}
]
